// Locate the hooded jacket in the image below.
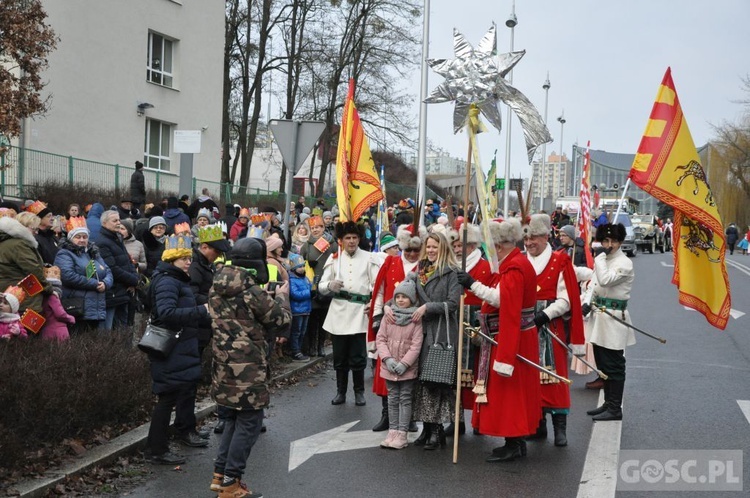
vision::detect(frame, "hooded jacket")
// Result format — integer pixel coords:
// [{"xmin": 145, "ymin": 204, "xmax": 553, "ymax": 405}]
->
[
  {"xmin": 96, "ymin": 227, "xmax": 139, "ymax": 307},
  {"xmin": 0, "ymin": 217, "xmax": 51, "ymax": 313},
  {"xmin": 54, "ymin": 239, "xmax": 113, "ymax": 321},
  {"xmin": 209, "ymin": 264, "xmax": 291, "ymax": 410},
  {"xmin": 86, "ymin": 203, "xmax": 105, "ymax": 241}
]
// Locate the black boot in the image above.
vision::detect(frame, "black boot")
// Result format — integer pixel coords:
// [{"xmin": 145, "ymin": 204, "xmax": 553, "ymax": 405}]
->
[
  {"xmin": 551, "ymin": 414, "xmax": 567, "ymax": 447},
  {"xmin": 593, "ymin": 380, "xmax": 623, "ymax": 421},
  {"xmin": 408, "ymin": 420, "xmax": 419, "ymax": 432},
  {"xmin": 414, "ymin": 423, "xmax": 432, "ymax": 446},
  {"xmin": 587, "ymin": 380, "xmax": 611, "ymax": 416},
  {"xmin": 331, "ymin": 370, "xmax": 348, "ymax": 405},
  {"xmin": 424, "ymin": 424, "xmax": 446, "ymax": 450},
  {"xmin": 527, "ymin": 414, "xmax": 548, "ymax": 440},
  {"xmin": 444, "ymin": 421, "xmax": 465, "ymax": 437},
  {"xmin": 372, "ymin": 397, "xmax": 389, "ymax": 431},
  {"xmin": 352, "ymin": 370, "xmax": 366, "ymax": 406},
  {"xmin": 487, "ymin": 437, "xmax": 526, "ymax": 462}
]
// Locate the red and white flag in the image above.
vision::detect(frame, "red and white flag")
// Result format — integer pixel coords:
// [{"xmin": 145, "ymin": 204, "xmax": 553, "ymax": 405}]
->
[{"xmin": 577, "ymin": 141, "xmax": 594, "ymax": 268}]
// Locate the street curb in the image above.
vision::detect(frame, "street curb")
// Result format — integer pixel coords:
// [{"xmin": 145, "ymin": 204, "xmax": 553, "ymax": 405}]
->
[{"xmin": 12, "ymin": 353, "xmax": 331, "ymax": 498}]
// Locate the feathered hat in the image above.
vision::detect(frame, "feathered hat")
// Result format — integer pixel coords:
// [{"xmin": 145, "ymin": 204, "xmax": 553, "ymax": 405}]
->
[
  {"xmin": 396, "ymin": 224, "xmax": 425, "ymax": 250},
  {"xmin": 522, "ymin": 213, "xmax": 551, "ymax": 239},
  {"xmin": 162, "ymin": 234, "xmax": 193, "ymax": 261},
  {"xmin": 595, "ymin": 223, "xmax": 626, "ymax": 242}
]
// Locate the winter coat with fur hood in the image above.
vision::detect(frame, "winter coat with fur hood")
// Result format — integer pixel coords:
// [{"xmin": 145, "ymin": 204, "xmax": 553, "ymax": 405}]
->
[{"xmin": 0, "ymin": 217, "xmax": 51, "ymax": 313}]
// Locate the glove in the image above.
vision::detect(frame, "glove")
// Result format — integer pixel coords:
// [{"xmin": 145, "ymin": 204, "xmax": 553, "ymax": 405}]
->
[
  {"xmin": 456, "ymin": 270, "xmax": 475, "ymax": 289},
  {"xmin": 582, "ymin": 303, "xmax": 592, "ymax": 317},
  {"xmin": 593, "ymin": 246, "xmax": 607, "ymax": 257},
  {"xmin": 534, "ymin": 311, "xmax": 550, "ymax": 328},
  {"xmin": 384, "ymin": 358, "xmax": 398, "ymax": 373},
  {"xmin": 372, "ymin": 314, "xmax": 383, "ymax": 333},
  {"xmin": 328, "ymin": 280, "xmax": 344, "ymax": 293},
  {"xmin": 394, "ymin": 362, "xmax": 407, "ymax": 376}
]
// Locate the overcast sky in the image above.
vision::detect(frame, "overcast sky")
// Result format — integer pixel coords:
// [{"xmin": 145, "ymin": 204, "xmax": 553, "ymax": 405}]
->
[{"xmin": 404, "ymin": 0, "xmax": 749, "ymax": 179}]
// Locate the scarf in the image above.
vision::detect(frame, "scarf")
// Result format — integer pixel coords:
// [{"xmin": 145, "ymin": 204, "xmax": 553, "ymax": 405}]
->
[
  {"xmin": 418, "ymin": 259, "xmax": 436, "ymax": 286},
  {"xmin": 391, "ymin": 305, "xmax": 418, "ymax": 326},
  {"xmin": 0, "ymin": 312, "xmax": 21, "ymax": 324}
]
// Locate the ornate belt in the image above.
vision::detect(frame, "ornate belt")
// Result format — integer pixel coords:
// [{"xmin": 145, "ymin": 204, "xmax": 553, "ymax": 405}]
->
[
  {"xmin": 593, "ymin": 296, "xmax": 628, "ymax": 311},
  {"xmin": 333, "ymin": 290, "xmax": 371, "ymax": 304}
]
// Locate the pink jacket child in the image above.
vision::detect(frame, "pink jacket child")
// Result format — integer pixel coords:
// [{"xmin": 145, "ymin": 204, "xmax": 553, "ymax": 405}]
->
[
  {"xmin": 0, "ymin": 287, "xmax": 27, "ymax": 340},
  {"xmin": 39, "ymin": 269, "xmax": 74, "ymax": 341},
  {"xmin": 376, "ymin": 279, "xmax": 424, "ymax": 381}
]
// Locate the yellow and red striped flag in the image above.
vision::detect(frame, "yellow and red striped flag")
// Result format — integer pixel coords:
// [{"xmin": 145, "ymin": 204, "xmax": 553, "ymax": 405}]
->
[
  {"xmin": 336, "ymin": 79, "xmax": 384, "ymax": 222},
  {"xmin": 629, "ymin": 68, "xmax": 730, "ymax": 330}
]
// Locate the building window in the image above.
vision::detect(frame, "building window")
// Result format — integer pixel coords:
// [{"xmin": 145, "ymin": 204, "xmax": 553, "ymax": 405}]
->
[
  {"xmin": 144, "ymin": 119, "xmax": 172, "ymax": 171},
  {"xmin": 147, "ymin": 32, "xmax": 174, "ymax": 87}
]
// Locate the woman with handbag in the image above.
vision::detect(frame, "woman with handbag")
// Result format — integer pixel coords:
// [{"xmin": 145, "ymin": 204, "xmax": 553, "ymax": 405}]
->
[
  {"xmin": 54, "ymin": 217, "xmax": 113, "ymax": 332},
  {"xmin": 144, "ymin": 234, "xmax": 211, "ymax": 465},
  {"xmin": 385, "ymin": 231, "xmax": 461, "ymax": 451}
]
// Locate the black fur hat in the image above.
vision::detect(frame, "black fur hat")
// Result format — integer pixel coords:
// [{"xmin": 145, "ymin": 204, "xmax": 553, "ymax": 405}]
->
[
  {"xmin": 595, "ymin": 223, "xmax": 626, "ymax": 242},
  {"xmin": 334, "ymin": 221, "xmax": 365, "ymax": 240}
]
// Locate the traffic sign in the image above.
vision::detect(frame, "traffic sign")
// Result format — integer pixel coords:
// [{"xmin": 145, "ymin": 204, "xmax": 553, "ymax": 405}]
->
[
  {"xmin": 269, "ymin": 120, "xmax": 326, "ymax": 175},
  {"xmin": 495, "ymin": 178, "xmax": 506, "ymax": 190}
]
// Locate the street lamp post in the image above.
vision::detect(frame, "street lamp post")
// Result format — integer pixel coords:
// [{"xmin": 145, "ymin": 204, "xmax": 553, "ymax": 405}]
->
[
  {"xmin": 557, "ymin": 111, "xmax": 566, "ymax": 198},
  {"xmin": 502, "ymin": 1, "xmax": 517, "ymax": 217},
  {"xmin": 538, "ymin": 73, "xmax": 551, "ymax": 211},
  {"xmin": 266, "ymin": 35, "xmax": 273, "ymax": 146}
]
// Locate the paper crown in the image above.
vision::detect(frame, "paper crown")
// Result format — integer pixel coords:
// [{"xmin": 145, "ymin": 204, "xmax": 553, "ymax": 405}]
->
[
  {"xmin": 174, "ymin": 222, "xmax": 191, "ymax": 235},
  {"xmin": 196, "ymin": 208, "xmax": 212, "ymax": 220},
  {"xmin": 198, "ymin": 224, "xmax": 224, "ymax": 244},
  {"xmin": 247, "ymin": 226, "xmax": 267, "ymax": 239},
  {"xmin": 66, "ymin": 216, "xmax": 88, "ymax": 233},
  {"xmin": 43, "ymin": 265, "xmax": 61, "ymax": 281},
  {"xmin": 162, "ymin": 234, "xmax": 193, "ymax": 261},
  {"xmin": 3, "ymin": 285, "xmax": 26, "ymax": 306},
  {"xmin": 238, "ymin": 208, "xmax": 250, "ymax": 219},
  {"xmin": 218, "ymin": 221, "xmax": 228, "ymax": 234},
  {"xmin": 26, "ymin": 200, "xmax": 49, "ymax": 217},
  {"xmin": 251, "ymin": 213, "xmax": 272, "ymax": 225},
  {"xmin": 0, "ymin": 207, "xmax": 17, "ymax": 218},
  {"xmin": 308, "ymin": 215, "xmax": 324, "ymax": 227}
]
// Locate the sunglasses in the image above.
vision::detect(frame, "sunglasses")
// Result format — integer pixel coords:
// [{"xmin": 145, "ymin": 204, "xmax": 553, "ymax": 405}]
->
[{"xmin": 404, "ymin": 248, "xmax": 420, "ymax": 253}]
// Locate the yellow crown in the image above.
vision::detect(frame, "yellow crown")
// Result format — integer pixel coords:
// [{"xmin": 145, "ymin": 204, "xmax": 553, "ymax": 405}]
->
[
  {"xmin": 174, "ymin": 222, "xmax": 191, "ymax": 235},
  {"xmin": 66, "ymin": 216, "xmax": 88, "ymax": 233},
  {"xmin": 26, "ymin": 200, "xmax": 48, "ymax": 216},
  {"xmin": 3, "ymin": 285, "xmax": 26, "ymax": 305},
  {"xmin": 198, "ymin": 224, "xmax": 224, "ymax": 244},
  {"xmin": 162, "ymin": 235, "xmax": 193, "ymax": 261}
]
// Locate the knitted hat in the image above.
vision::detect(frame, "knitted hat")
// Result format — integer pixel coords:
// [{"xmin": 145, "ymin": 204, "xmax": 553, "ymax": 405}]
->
[
  {"xmin": 149, "ymin": 216, "xmax": 167, "ymax": 230},
  {"xmin": 322, "ymin": 211, "xmax": 333, "ymax": 219},
  {"xmin": 559, "ymin": 225, "xmax": 575, "ymax": 239},
  {"xmin": 489, "ymin": 218, "xmax": 523, "ymax": 245},
  {"xmin": 66, "ymin": 216, "xmax": 89, "ymax": 240},
  {"xmin": 302, "ymin": 207, "xmax": 311, "ymax": 215},
  {"xmin": 162, "ymin": 234, "xmax": 193, "ymax": 261},
  {"xmin": 135, "ymin": 160, "xmax": 144, "ymax": 170},
  {"xmin": 595, "ymin": 223, "xmax": 626, "ymax": 242},
  {"xmin": 299, "ymin": 213, "xmax": 310, "ymax": 223},
  {"xmin": 380, "ymin": 233, "xmax": 398, "ymax": 252},
  {"xmin": 196, "ymin": 208, "xmax": 212, "ymax": 221},
  {"xmin": 393, "ymin": 279, "xmax": 417, "ymax": 305},
  {"xmin": 522, "ymin": 213, "xmax": 551, "ymax": 239},
  {"xmin": 119, "ymin": 218, "xmax": 134, "ymax": 236},
  {"xmin": 265, "ymin": 234, "xmax": 283, "ymax": 253}
]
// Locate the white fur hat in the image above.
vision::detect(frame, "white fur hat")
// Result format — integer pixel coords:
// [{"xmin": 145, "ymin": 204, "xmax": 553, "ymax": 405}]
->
[
  {"xmin": 459, "ymin": 223, "xmax": 481, "ymax": 245},
  {"xmin": 429, "ymin": 224, "xmax": 446, "ymax": 236},
  {"xmin": 489, "ymin": 218, "xmax": 523, "ymax": 245},
  {"xmin": 396, "ymin": 224, "xmax": 425, "ymax": 250},
  {"xmin": 445, "ymin": 228, "xmax": 460, "ymax": 244},
  {"xmin": 522, "ymin": 213, "xmax": 551, "ymax": 238}
]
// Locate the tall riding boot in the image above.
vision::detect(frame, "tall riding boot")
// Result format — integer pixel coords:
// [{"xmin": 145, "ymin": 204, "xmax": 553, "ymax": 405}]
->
[
  {"xmin": 331, "ymin": 370, "xmax": 348, "ymax": 405},
  {"xmin": 352, "ymin": 370, "xmax": 366, "ymax": 406},
  {"xmin": 527, "ymin": 413, "xmax": 548, "ymax": 440},
  {"xmin": 551, "ymin": 414, "xmax": 568, "ymax": 446},
  {"xmin": 487, "ymin": 437, "xmax": 526, "ymax": 462},
  {"xmin": 587, "ymin": 380, "xmax": 611, "ymax": 416},
  {"xmin": 592, "ymin": 379, "xmax": 623, "ymax": 421},
  {"xmin": 372, "ymin": 396, "xmax": 389, "ymax": 431},
  {"xmin": 424, "ymin": 423, "xmax": 445, "ymax": 450},
  {"xmin": 414, "ymin": 423, "xmax": 432, "ymax": 446}
]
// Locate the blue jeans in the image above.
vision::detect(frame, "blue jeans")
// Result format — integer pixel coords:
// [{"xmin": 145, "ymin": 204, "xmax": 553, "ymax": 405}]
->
[
  {"xmin": 289, "ymin": 314, "xmax": 309, "ymax": 354},
  {"xmin": 104, "ymin": 303, "xmax": 128, "ymax": 330}
]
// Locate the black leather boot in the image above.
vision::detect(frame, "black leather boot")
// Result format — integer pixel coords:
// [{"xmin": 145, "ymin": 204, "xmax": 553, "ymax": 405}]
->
[
  {"xmin": 487, "ymin": 437, "xmax": 526, "ymax": 462},
  {"xmin": 424, "ymin": 423, "xmax": 445, "ymax": 450},
  {"xmin": 551, "ymin": 414, "xmax": 567, "ymax": 446},
  {"xmin": 587, "ymin": 380, "xmax": 611, "ymax": 416},
  {"xmin": 372, "ymin": 397, "xmax": 389, "ymax": 431},
  {"xmin": 444, "ymin": 421, "xmax": 465, "ymax": 437},
  {"xmin": 527, "ymin": 414, "xmax": 548, "ymax": 440},
  {"xmin": 592, "ymin": 380, "xmax": 623, "ymax": 421},
  {"xmin": 352, "ymin": 370, "xmax": 366, "ymax": 406},
  {"xmin": 331, "ymin": 370, "xmax": 348, "ymax": 405},
  {"xmin": 408, "ymin": 420, "xmax": 419, "ymax": 432},
  {"xmin": 414, "ymin": 423, "xmax": 431, "ymax": 446}
]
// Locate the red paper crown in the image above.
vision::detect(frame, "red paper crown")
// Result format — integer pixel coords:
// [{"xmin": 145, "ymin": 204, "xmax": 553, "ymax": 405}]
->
[
  {"xmin": 66, "ymin": 216, "xmax": 88, "ymax": 233},
  {"xmin": 26, "ymin": 200, "xmax": 48, "ymax": 216},
  {"xmin": 3, "ymin": 285, "xmax": 26, "ymax": 305},
  {"xmin": 174, "ymin": 222, "xmax": 191, "ymax": 235}
]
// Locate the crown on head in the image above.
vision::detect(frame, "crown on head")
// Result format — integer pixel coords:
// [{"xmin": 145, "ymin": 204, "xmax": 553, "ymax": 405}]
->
[
  {"xmin": 174, "ymin": 222, "xmax": 191, "ymax": 235},
  {"xmin": 3, "ymin": 285, "xmax": 26, "ymax": 305},
  {"xmin": 238, "ymin": 208, "xmax": 250, "ymax": 219},
  {"xmin": 308, "ymin": 215, "xmax": 324, "ymax": 227},
  {"xmin": 66, "ymin": 216, "xmax": 88, "ymax": 233},
  {"xmin": 162, "ymin": 235, "xmax": 193, "ymax": 261},
  {"xmin": 26, "ymin": 200, "xmax": 48, "ymax": 216},
  {"xmin": 198, "ymin": 224, "xmax": 224, "ymax": 244}
]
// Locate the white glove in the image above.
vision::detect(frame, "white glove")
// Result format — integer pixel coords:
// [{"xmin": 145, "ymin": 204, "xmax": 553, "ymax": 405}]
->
[
  {"xmin": 571, "ymin": 344, "xmax": 586, "ymax": 357},
  {"xmin": 492, "ymin": 360, "xmax": 514, "ymax": 377},
  {"xmin": 328, "ymin": 280, "xmax": 344, "ymax": 293}
]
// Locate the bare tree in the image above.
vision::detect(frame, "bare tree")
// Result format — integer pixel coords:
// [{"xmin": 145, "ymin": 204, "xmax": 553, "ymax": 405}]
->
[{"xmin": 0, "ymin": 0, "xmax": 57, "ymax": 140}]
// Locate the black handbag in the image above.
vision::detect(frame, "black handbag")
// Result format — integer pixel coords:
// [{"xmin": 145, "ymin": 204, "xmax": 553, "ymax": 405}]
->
[
  {"xmin": 419, "ymin": 303, "xmax": 457, "ymax": 386},
  {"xmin": 137, "ymin": 319, "xmax": 181, "ymax": 359},
  {"xmin": 61, "ymin": 297, "xmax": 84, "ymax": 318}
]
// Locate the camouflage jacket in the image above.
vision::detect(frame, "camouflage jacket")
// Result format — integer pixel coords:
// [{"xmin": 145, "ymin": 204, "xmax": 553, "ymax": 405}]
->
[{"xmin": 209, "ymin": 264, "xmax": 291, "ymax": 410}]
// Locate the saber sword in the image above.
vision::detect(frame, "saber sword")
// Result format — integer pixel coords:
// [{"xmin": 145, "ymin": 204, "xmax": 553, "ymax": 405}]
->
[
  {"xmin": 594, "ymin": 306, "xmax": 667, "ymax": 344},
  {"xmin": 539, "ymin": 325, "xmax": 608, "ymax": 380},
  {"xmin": 464, "ymin": 323, "xmax": 572, "ymax": 385}
]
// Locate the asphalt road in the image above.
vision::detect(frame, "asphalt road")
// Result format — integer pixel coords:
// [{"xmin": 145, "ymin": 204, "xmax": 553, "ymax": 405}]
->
[{"xmin": 123, "ymin": 251, "xmax": 750, "ymax": 497}]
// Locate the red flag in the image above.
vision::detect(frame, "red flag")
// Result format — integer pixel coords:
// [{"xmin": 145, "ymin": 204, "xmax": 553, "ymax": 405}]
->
[
  {"xmin": 19, "ymin": 274, "xmax": 44, "ymax": 297},
  {"xmin": 20, "ymin": 309, "xmax": 45, "ymax": 334},
  {"xmin": 577, "ymin": 142, "xmax": 594, "ymax": 268}
]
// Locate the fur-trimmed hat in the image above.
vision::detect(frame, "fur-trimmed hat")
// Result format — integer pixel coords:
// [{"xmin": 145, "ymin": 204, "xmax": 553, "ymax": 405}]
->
[
  {"xmin": 334, "ymin": 221, "xmax": 364, "ymax": 240},
  {"xmin": 445, "ymin": 228, "xmax": 460, "ymax": 244},
  {"xmin": 522, "ymin": 213, "xmax": 551, "ymax": 238},
  {"xmin": 459, "ymin": 223, "xmax": 481, "ymax": 245},
  {"xmin": 595, "ymin": 223, "xmax": 626, "ymax": 242},
  {"xmin": 489, "ymin": 218, "xmax": 523, "ymax": 245},
  {"xmin": 379, "ymin": 233, "xmax": 398, "ymax": 252},
  {"xmin": 397, "ymin": 224, "xmax": 425, "ymax": 250}
]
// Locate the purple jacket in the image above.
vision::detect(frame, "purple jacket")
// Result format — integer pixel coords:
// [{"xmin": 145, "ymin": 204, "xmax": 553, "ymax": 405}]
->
[
  {"xmin": 39, "ymin": 294, "xmax": 74, "ymax": 341},
  {"xmin": 376, "ymin": 319, "xmax": 423, "ymax": 381}
]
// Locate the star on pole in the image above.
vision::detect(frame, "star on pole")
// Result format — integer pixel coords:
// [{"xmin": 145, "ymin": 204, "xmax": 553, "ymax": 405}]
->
[{"xmin": 425, "ymin": 24, "xmax": 552, "ymax": 162}]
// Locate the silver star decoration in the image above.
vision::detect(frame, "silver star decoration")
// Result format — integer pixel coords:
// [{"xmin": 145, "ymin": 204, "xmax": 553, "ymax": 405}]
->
[{"xmin": 425, "ymin": 24, "xmax": 552, "ymax": 162}]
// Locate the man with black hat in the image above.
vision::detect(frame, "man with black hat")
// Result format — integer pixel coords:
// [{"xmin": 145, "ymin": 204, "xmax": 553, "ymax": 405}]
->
[
  {"xmin": 582, "ymin": 222, "xmax": 635, "ymax": 422},
  {"xmin": 130, "ymin": 160, "xmax": 146, "ymax": 212},
  {"xmin": 319, "ymin": 220, "xmax": 380, "ymax": 406}
]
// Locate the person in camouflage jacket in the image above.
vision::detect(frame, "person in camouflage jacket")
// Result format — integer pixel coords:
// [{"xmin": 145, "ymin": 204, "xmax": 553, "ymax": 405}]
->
[{"xmin": 209, "ymin": 237, "xmax": 291, "ymax": 497}]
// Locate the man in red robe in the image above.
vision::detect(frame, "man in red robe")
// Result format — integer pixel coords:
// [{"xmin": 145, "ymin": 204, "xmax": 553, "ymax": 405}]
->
[
  {"xmin": 457, "ymin": 218, "xmax": 541, "ymax": 462},
  {"xmin": 522, "ymin": 214, "xmax": 585, "ymax": 447}
]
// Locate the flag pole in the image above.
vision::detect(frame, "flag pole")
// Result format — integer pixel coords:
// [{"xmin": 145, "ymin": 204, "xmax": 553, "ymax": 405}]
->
[{"xmin": 613, "ymin": 178, "xmax": 632, "ymax": 221}]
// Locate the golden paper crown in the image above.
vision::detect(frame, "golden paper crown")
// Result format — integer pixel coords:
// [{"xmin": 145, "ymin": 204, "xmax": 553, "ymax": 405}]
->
[
  {"xmin": 198, "ymin": 224, "xmax": 224, "ymax": 244},
  {"xmin": 0, "ymin": 207, "xmax": 16, "ymax": 218},
  {"xmin": 250, "ymin": 214, "xmax": 271, "ymax": 225},
  {"xmin": 238, "ymin": 208, "xmax": 250, "ymax": 219},
  {"xmin": 66, "ymin": 216, "xmax": 88, "ymax": 233},
  {"xmin": 26, "ymin": 200, "xmax": 48, "ymax": 216},
  {"xmin": 308, "ymin": 215, "xmax": 323, "ymax": 227},
  {"xmin": 174, "ymin": 222, "xmax": 191, "ymax": 235},
  {"xmin": 43, "ymin": 265, "xmax": 61, "ymax": 281},
  {"xmin": 162, "ymin": 235, "xmax": 193, "ymax": 261},
  {"xmin": 3, "ymin": 285, "xmax": 26, "ymax": 305}
]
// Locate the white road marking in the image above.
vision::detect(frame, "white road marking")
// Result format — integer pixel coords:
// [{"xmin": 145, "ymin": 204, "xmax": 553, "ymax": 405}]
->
[
  {"xmin": 577, "ymin": 390, "xmax": 622, "ymax": 498},
  {"xmin": 683, "ymin": 306, "xmax": 745, "ymax": 319},
  {"xmin": 660, "ymin": 261, "xmax": 674, "ymax": 267},
  {"xmin": 725, "ymin": 259, "xmax": 750, "ymax": 277},
  {"xmin": 737, "ymin": 400, "xmax": 750, "ymax": 425},
  {"xmin": 288, "ymin": 420, "xmax": 417, "ymax": 472}
]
